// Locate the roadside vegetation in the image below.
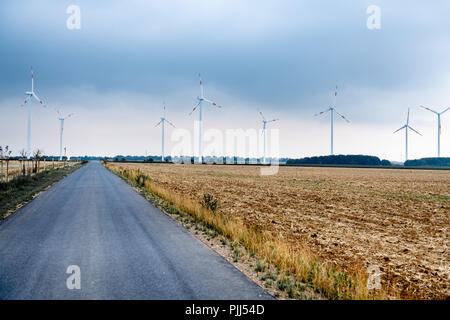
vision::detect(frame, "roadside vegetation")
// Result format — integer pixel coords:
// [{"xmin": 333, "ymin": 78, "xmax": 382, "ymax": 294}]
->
[
  {"xmin": 0, "ymin": 160, "xmax": 86, "ymax": 221},
  {"xmin": 105, "ymin": 163, "xmax": 390, "ymax": 300},
  {"xmin": 1, "ymin": 147, "xmax": 69, "ymax": 183}
]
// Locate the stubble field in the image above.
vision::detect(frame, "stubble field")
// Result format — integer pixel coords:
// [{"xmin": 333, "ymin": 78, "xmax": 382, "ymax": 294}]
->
[{"xmin": 109, "ymin": 162, "xmax": 449, "ymax": 299}]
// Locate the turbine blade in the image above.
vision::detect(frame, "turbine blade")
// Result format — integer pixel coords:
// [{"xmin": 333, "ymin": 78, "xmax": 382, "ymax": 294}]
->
[
  {"xmin": 20, "ymin": 95, "xmax": 31, "ymax": 107},
  {"xmin": 258, "ymin": 109, "xmax": 266, "ymax": 121},
  {"xmin": 408, "ymin": 125, "xmax": 422, "ymax": 136},
  {"xmin": 198, "ymin": 73, "xmax": 204, "ymax": 97},
  {"xmin": 393, "ymin": 125, "xmax": 406, "ymax": 134},
  {"xmin": 66, "ymin": 113, "xmax": 74, "ymax": 118},
  {"xmin": 332, "ymin": 85, "xmax": 338, "ymax": 107},
  {"xmin": 314, "ymin": 108, "xmax": 331, "ymax": 117},
  {"xmin": 155, "ymin": 120, "xmax": 162, "ymax": 127},
  {"xmin": 189, "ymin": 101, "xmax": 201, "ymax": 116},
  {"xmin": 166, "ymin": 119, "xmax": 175, "ymax": 128},
  {"xmin": 334, "ymin": 109, "xmax": 350, "ymax": 123},
  {"xmin": 420, "ymin": 105, "xmax": 438, "ymax": 115},
  {"xmin": 267, "ymin": 118, "xmax": 279, "ymax": 123},
  {"xmin": 441, "ymin": 107, "xmax": 450, "ymax": 115},
  {"xmin": 203, "ymin": 98, "xmax": 222, "ymax": 108},
  {"xmin": 32, "ymin": 93, "xmax": 46, "ymax": 107}
]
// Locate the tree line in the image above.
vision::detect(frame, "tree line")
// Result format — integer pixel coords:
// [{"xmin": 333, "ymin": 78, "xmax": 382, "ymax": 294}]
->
[
  {"xmin": 404, "ymin": 157, "xmax": 450, "ymax": 167},
  {"xmin": 0, "ymin": 146, "xmax": 69, "ymax": 184},
  {"xmin": 286, "ymin": 155, "xmax": 391, "ymax": 166}
]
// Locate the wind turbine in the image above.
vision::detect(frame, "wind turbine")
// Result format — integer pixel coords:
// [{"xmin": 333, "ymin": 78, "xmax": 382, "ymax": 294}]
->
[
  {"xmin": 314, "ymin": 86, "xmax": 349, "ymax": 155},
  {"xmin": 21, "ymin": 67, "xmax": 47, "ymax": 158},
  {"xmin": 420, "ymin": 105, "xmax": 449, "ymax": 157},
  {"xmin": 189, "ymin": 74, "xmax": 222, "ymax": 163},
  {"xmin": 394, "ymin": 108, "xmax": 422, "ymax": 162},
  {"xmin": 155, "ymin": 103, "xmax": 175, "ymax": 162},
  {"xmin": 55, "ymin": 109, "xmax": 74, "ymax": 161},
  {"xmin": 258, "ymin": 109, "xmax": 279, "ymax": 164}
]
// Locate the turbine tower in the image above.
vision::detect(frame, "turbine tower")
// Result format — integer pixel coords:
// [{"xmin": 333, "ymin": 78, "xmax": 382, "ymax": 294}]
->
[
  {"xmin": 21, "ymin": 67, "xmax": 46, "ymax": 158},
  {"xmin": 155, "ymin": 103, "xmax": 175, "ymax": 162},
  {"xmin": 55, "ymin": 109, "xmax": 74, "ymax": 161},
  {"xmin": 420, "ymin": 105, "xmax": 449, "ymax": 157},
  {"xmin": 258, "ymin": 109, "xmax": 279, "ymax": 164},
  {"xmin": 189, "ymin": 74, "xmax": 222, "ymax": 163},
  {"xmin": 394, "ymin": 108, "xmax": 422, "ymax": 162},
  {"xmin": 314, "ymin": 86, "xmax": 349, "ymax": 155}
]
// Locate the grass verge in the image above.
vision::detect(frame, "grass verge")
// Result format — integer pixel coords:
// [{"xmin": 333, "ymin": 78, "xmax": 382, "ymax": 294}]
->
[
  {"xmin": 106, "ymin": 164, "xmax": 391, "ymax": 300},
  {"xmin": 0, "ymin": 162, "xmax": 85, "ymax": 221}
]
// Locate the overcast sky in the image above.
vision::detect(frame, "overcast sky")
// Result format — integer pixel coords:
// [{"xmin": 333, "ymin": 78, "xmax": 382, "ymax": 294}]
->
[{"xmin": 1, "ymin": 1, "xmax": 450, "ymax": 161}]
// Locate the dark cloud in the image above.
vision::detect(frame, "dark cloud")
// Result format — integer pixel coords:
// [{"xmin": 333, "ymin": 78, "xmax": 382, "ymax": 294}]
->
[{"xmin": 0, "ymin": 1, "xmax": 449, "ymax": 159}]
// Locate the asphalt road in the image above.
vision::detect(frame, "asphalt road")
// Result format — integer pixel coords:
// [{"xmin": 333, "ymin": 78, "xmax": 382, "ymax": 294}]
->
[{"xmin": 0, "ymin": 161, "xmax": 271, "ymax": 299}]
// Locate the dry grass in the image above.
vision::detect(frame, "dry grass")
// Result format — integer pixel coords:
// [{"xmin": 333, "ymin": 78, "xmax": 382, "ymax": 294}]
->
[
  {"xmin": 106, "ymin": 163, "xmax": 398, "ymax": 300},
  {"xmin": 0, "ymin": 160, "xmax": 70, "ymax": 181}
]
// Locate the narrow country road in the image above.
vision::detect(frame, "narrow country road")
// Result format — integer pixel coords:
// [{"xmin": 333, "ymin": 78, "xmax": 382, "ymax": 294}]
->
[{"xmin": 0, "ymin": 161, "xmax": 271, "ymax": 299}]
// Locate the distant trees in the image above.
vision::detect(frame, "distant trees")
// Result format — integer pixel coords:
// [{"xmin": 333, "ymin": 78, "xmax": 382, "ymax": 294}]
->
[
  {"xmin": 286, "ymin": 155, "xmax": 387, "ymax": 166},
  {"xmin": 404, "ymin": 157, "xmax": 450, "ymax": 167},
  {"xmin": 32, "ymin": 149, "xmax": 44, "ymax": 173},
  {"xmin": 0, "ymin": 147, "xmax": 74, "ymax": 185},
  {"xmin": 108, "ymin": 155, "xmax": 176, "ymax": 163},
  {"xmin": 0, "ymin": 146, "xmax": 12, "ymax": 182},
  {"xmin": 19, "ymin": 149, "xmax": 27, "ymax": 175},
  {"xmin": 114, "ymin": 156, "xmax": 126, "ymax": 162},
  {"xmin": 42, "ymin": 153, "xmax": 47, "ymax": 170}
]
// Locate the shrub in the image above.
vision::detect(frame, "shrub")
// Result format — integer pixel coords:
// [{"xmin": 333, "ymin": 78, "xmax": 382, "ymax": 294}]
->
[
  {"xmin": 201, "ymin": 193, "xmax": 218, "ymax": 212},
  {"xmin": 135, "ymin": 172, "xmax": 150, "ymax": 188},
  {"xmin": 255, "ymin": 260, "xmax": 266, "ymax": 273}
]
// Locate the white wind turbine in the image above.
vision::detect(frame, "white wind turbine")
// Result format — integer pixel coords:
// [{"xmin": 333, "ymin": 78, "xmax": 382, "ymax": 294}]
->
[
  {"xmin": 155, "ymin": 103, "xmax": 175, "ymax": 162},
  {"xmin": 420, "ymin": 105, "xmax": 449, "ymax": 158},
  {"xmin": 258, "ymin": 109, "xmax": 279, "ymax": 164},
  {"xmin": 314, "ymin": 86, "xmax": 350, "ymax": 155},
  {"xmin": 21, "ymin": 67, "xmax": 47, "ymax": 158},
  {"xmin": 394, "ymin": 108, "xmax": 421, "ymax": 162},
  {"xmin": 189, "ymin": 74, "xmax": 222, "ymax": 163},
  {"xmin": 55, "ymin": 109, "xmax": 74, "ymax": 161}
]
